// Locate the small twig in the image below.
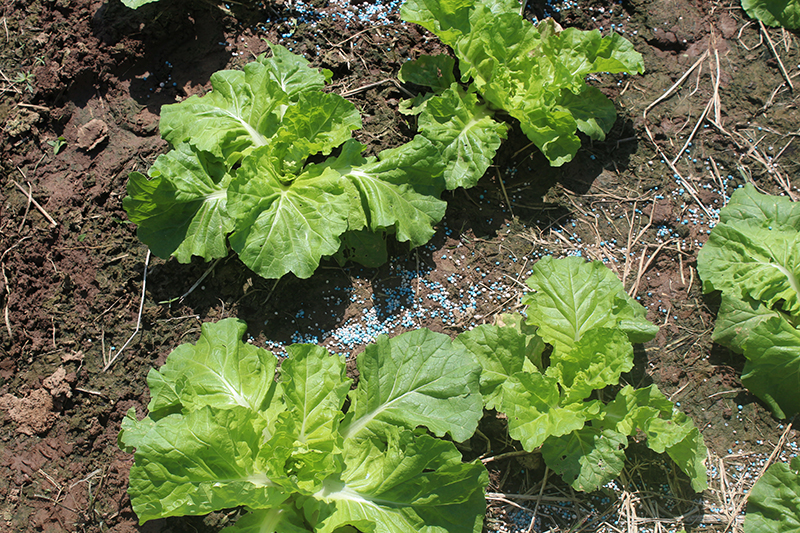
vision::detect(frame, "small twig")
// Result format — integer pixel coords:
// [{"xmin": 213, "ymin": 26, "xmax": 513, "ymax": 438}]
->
[
  {"xmin": 74, "ymin": 387, "xmax": 105, "ymax": 397},
  {"xmin": 17, "ymin": 102, "xmax": 50, "ymax": 112},
  {"xmin": 760, "ymin": 21, "xmax": 794, "ymax": 91},
  {"xmin": 340, "ymin": 78, "xmax": 412, "ymax": 98},
  {"xmin": 482, "ymin": 449, "xmax": 532, "ymax": 464},
  {"xmin": 159, "ymin": 257, "xmax": 221, "ymax": 305},
  {"xmin": 104, "ymin": 250, "xmax": 150, "ymax": 372},
  {"xmin": 495, "ymin": 168, "xmax": 515, "ymax": 218},
  {"xmin": 12, "ymin": 176, "xmax": 58, "ymax": 227},
  {"xmin": 707, "ymin": 389, "xmax": 743, "ymax": 398},
  {"xmin": 527, "ymin": 466, "xmax": 549, "ymax": 533}
]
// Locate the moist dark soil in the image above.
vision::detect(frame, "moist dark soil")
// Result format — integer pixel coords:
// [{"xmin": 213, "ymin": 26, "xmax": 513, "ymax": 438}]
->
[{"xmin": 1, "ymin": 0, "xmax": 798, "ymax": 531}]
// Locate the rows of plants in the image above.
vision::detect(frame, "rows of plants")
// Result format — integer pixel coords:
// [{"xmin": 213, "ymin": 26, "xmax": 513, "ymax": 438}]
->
[{"xmin": 116, "ymin": 0, "xmax": 800, "ymax": 531}]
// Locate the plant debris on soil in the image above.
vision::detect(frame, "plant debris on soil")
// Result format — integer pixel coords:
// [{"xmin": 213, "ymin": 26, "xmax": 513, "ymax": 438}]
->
[{"xmin": 1, "ymin": 0, "xmax": 799, "ymax": 531}]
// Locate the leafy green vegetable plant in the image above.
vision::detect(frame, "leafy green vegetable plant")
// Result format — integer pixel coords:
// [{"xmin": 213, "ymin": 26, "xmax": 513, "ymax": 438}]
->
[
  {"xmin": 697, "ymin": 184, "xmax": 800, "ymax": 419},
  {"xmin": 399, "ymin": 0, "xmax": 645, "ymax": 172},
  {"xmin": 120, "ymin": 258, "xmax": 709, "ymax": 530},
  {"xmin": 124, "ymin": 44, "xmax": 448, "ymax": 279},
  {"xmin": 458, "ymin": 256, "xmax": 708, "ymax": 492},
  {"xmin": 744, "ymin": 456, "xmax": 800, "ymax": 533},
  {"xmin": 119, "ymin": 318, "xmax": 488, "ymax": 532},
  {"xmin": 741, "ymin": 0, "xmax": 800, "ymax": 29}
]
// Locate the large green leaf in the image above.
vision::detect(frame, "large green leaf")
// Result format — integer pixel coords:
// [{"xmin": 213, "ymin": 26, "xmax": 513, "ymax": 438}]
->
[
  {"xmin": 559, "ymin": 84, "xmax": 618, "ymax": 141},
  {"xmin": 220, "ymin": 507, "xmax": 310, "ymax": 533},
  {"xmin": 340, "ymin": 329, "xmax": 482, "ymax": 442},
  {"xmin": 315, "ymin": 428, "xmax": 488, "ymax": 533},
  {"xmin": 599, "ymin": 385, "xmax": 708, "ymax": 491},
  {"xmin": 546, "ymin": 328, "xmax": 634, "ymax": 403},
  {"xmin": 124, "ymin": 144, "xmax": 234, "ymax": 262},
  {"xmin": 398, "ymin": 54, "xmax": 457, "ymax": 93},
  {"xmin": 257, "ymin": 43, "xmax": 331, "ymax": 100},
  {"xmin": 329, "ymin": 137, "xmax": 448, "ymax": 248},
  {"xmin": 270, "ymin": 91, "xmax": 361, "ymax": 174},
  {"xmin": 145, "ymin": 318, "xmax": 278, "ymax": 416},
  {"xmin": 501, "ymin": 371, "xmax": 599, "ymax": 451},
  {"xmin": 523, "ymin": 256, "xmax": 658, "ymax": 354},
  {"xmin": 160, "ymin": 62, "xmax": 288, "ymax": 166},
  {"xmin": 745, "ymin": 456, "xmax": 800, "ymax": 533},
  {"xmin": 399, "ymin": 0, "xmax": 474, "ymax": 46},
  {"xmin": 541, "ymin": 426, "xmax": 628, "ymax": 492},
  {"xmin": 455, "ymin": 323, "xmax": 543, "ymax": 410},
  {"xmin": 120, "ymin": 320, "xmax": 491, "ymax": 530},
  {"xmin": 742, "ymin": 0, "xmax": 800, "ymax": 29},
  {"xmin": 715, "ymin": 295, "xmax": 800, "ymax": 419},
  {"xmin": 697, "ymin": 185, "xmax": 800, "ymax": 418},
  {"xmin": 715, "ymin": 183, "xmax": 800, "ymax": 228},
  {"xmin": 664, "ymin": 426, "xmax": 708, "ymax": 493},
  {"xmin": 265, "ymin": 344, "xmax": 351, "ymax": 493},
  {"xmin": 600, "ymin": 384, "xmax": 675, "ymax": 437},
  {"xmin": 416, "ymin": 85, "xmax": 508, "ymax": 189},
  {"xmin": 698, "ymin": 186, "xmax": 800, "ymax": 316},
  {"xmin": 126, "ymin": 407, "xmax": 287, "ymax": 523},
  {"xmin": 228, "ymin": 149, "xmax": 351, "ymax": 279}
]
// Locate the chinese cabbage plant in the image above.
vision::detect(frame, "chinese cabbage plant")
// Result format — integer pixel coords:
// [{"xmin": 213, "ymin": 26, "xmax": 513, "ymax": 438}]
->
[
  {"xmin": 399, "ymin": 0, "xmax": 645, "ymax": 175},
  {"xmin": 458, "ymin": 256, "xmax": 707, "ymax": 492},
  {"xmin": 697, "ymin": 184, "xmax": 800, "ymax": 419},
  {"xmin": 124, "ymin": 44, "xmax": 448, "ymax": 279},
  {"xmin": 118, "ymin": 318, "xmax": 488, "ymax": 532},
  {"xmin": 120, "ymin": 259, "xmax": 707, "ymax": 531}
]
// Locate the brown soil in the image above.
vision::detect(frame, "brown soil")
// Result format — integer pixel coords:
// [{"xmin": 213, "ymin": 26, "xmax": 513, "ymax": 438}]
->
[{"xmin": 1, "ymin": 0, "xmax": 798, "ymax": 531}]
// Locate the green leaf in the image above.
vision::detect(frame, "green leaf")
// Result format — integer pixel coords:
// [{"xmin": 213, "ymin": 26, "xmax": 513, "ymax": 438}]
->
[
  {"xmin": 541, "ymin": 426, "xmax": 628, "ymax": 492},
  {"xmin": 600, "ymin": 385, "xmax": 708, "ymax": 492},
  {"xmin": 118, "ymin": 407, "xmax": 155, "ymax": 454},
  {"xmin": 341, "ymin": 329, "xmax": 482, "ymax": 442},
  {"xmin": 315, "ymin": 428, "xmax": 488, "ymax": 533},
  {"xmin": 745, "ymin": 456, "xmax": 800, "ymax": 533},
  {"xmin": 714, "ymin": 183, "xmax": 800, "ymax": 228},
  {"xmin": 160, "ymin": 61, "xmax": 289, "ymax": 166},
  {"xmin": 399, "ymin": 0, "xmax": 474, "ymax": 46},
  {"xmin": 266, "ymin": 344, "xmax": 351, "ymax": 493},
  {"xmin": 559, "ymin": 84, "xmax": 617, "ymax": 141},
  {"xmin": 455, "ymin": 323, "xmax": 543, "ymax": 410},
  {"xmin": 546, "ymin": 328, "xmax": 634, "ymax": 403},
  {"xmin": 664, "ymin": 427, "xmax": 708, "ymax": 493},
  {"xmin": 742, "ymin": 0, "xmax": 800, "ymax": 29},
  {"xmin": 601, "ymin": 384, "xmax": 674, "ymax": 437},
  {"xmin": 228, "ymin": 148, "xmax": 351, "ymax": 279},
  {"xmin": 120, "ymin": 0, "xmax": 160, "ymax": 8},
  {"xmin": 123, "ymin": 144, "xmax": 234, "ymax": 262},
  {"xmin": 715, "ymin": 295, "xmax": 800, "ymax": 419},
  {"xmin": 145, "ymin": 318, "xmax": 279, "ymax": 416},
  {"xmin": 271, "ymin": 91, "xmax": 361, "ymax": 174},
  {"xmin": 257, "ymin": 43, "xmax": 330, "ymax": 99},
  {"xmin": 697, "ymin": 184, "xmax": 800, "ymax": 418},
  {"xmin": 698, "ymin": 186, "xmax": 800, "ymax": 316},
  {"xmin": 501, "ymin": 371, "xmax": 599, "ymax": 450},
  {"xmin": 522, "ymin": 256, "xmax": 658, "ymax": 354},
  {"xmin": 330, "ymin": 137, "xmax": 448, "ymax": 249},
  {"xmin": 398, "ymin": 54, "xmax": 457, "ymax": 92},
  {"xmin": 221, "ymin": 507, "xmax": 311, "ymax": 533},
  {"xmin": 416, "ymin": 85, "xmax": 508, "ymax": 189},
  {"xmin": 334, "ymin": 228, "xmax": 389, "ymax": 268},
  {"xmin": 127, "ymin": 407, "xmax": 287, "ymax": 523}
]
